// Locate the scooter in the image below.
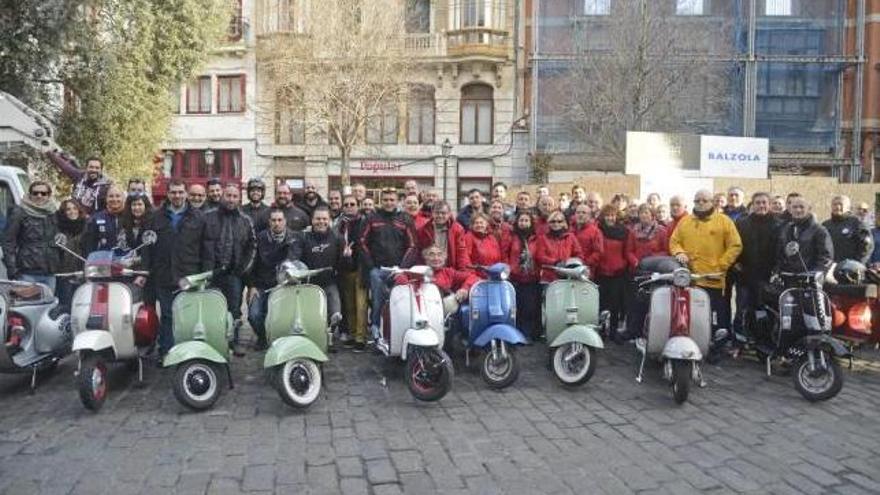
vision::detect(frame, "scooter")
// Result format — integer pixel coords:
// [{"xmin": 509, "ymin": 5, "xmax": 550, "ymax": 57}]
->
[
  {"xmin": 0, "ymin": 280, "xmax": 71, "ymax": 391},
  {"xmin": 380, "ymin": 266, "xmax": 454, "ymax": 401},
  {"xmin": 457, "ymin": 263, "xmax": 527, "ymax": 389},
  {"xmin": 634, "ymin": 257, "xmax": 721, "ymax": 404},
  {"xmin": 826, "ymin": 263, "xmax": 878, "ymax": 356},
  {"xmin": 542, "ymin": 259, "xmax": 608, "ymax": 386},
  {"xmin": 746, "ymin": 242, "xmax": 850, "ymax": 402},
  {"xmin": 57, "ymin": 232, "xmax": 158, "ymax": 411},
  {"xmin": 264, "ymin": 261, "xmax": 341, "ymax": 408},
  {"xmin": 163, "ymin": 270, "xmax": 233, "ymax": 411}
]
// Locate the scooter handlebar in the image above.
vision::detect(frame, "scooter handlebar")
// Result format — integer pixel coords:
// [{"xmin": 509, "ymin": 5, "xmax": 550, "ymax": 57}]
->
[{"xmin": 55, "ymin": 271, "xmax": 84, "ymax": 278}]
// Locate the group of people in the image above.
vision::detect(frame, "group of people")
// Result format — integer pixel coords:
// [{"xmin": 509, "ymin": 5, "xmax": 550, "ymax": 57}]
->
[{"xmin": 3, "ymin": 155, "xmax": 879, "ymax": 361}]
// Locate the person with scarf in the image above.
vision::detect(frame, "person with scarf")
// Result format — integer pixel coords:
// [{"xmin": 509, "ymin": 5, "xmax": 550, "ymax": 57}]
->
[
  {"xmin": 247, "ymin": 208, "xmax": 296, "ymax": 350},
  {"xmin": 46, "ymin": 151, "xmax": 110, "ymax": 215},
  {"xmin": 459, "ymin": 212, "xmax": 505, "ymax": 272},
  {"xmin": 119, "ymin": 193, "xmax": 154, "ymax": 251},
  {"xmin": 626, "ymin": 204, "xmax": 669, "ymax": 271},
  {"xmin": 82, "ymin": 185, "xmax": 126, "ymax": 255},
  {"xmin": 570, "ymin": 203, "xmax": 603, "ymax": 275},
  {"xmin": 335, "ymin": 195, "xmax": 368, "ymax": 351},
  {"xmin": 55, "ymin": 199, "xmax": 86, "ymax": 309},
  {"xmin": 822, "ymin": 195, "xmax": 874, "ymax": 264},
  {"xmin": 533, "ymin": 210, "xmax": 583, "ymax": 283},
  {"xmin": 508, "ymin": 211, "xmax": 541, "ymax": 340},
  {"xmin": 2, "ymin": 181, "xmax": 60, "ymax": 290},
  {"xmin": 596, "ymin": 204, "xmax": 629, "ymax": 338}
]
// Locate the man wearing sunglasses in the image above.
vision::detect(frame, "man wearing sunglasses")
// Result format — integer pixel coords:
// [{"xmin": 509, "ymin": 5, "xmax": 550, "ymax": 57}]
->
[
  {"xmin": 46, "ymin": 151, "xmax": 110, "ymax": 215},
  {"xmin": 2, "ymin": 181, "xmax": 61, "ymax": 290}
]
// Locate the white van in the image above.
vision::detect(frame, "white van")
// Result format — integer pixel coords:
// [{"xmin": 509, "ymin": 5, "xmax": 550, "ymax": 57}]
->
[{"xmin": 0, "ymin": 164, "xmax": 30, "ymax": 279}]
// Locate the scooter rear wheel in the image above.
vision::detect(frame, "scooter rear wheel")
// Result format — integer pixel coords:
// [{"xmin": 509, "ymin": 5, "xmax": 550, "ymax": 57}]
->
[
  {"xmin": 552, "ymin": 343, "xmax": 596, "ymax": 386},
  {"xmin": 276, "ymin": 359, "xmax": 322, "ymax": 408},
  {"xmin": 793, "ymin": 352, "xmax": 843, "ymax": 402},
  {"xmin": 78, "ymin": 355, "xmax": 108, "ymax": 412},
  {"xmin": 671, "ymin": 360, "xmax": 691, "ymax": 405},
  {"xmin": 481, "ymin": 345, "xmax": 519, "ymax": 389},
  {"xmin": 406, "ymin": 348, "xmax": 453, "ymax": 402},
  {"xmin": 173, "ymin": 360, "xmax": 221, "ymax": 411}
]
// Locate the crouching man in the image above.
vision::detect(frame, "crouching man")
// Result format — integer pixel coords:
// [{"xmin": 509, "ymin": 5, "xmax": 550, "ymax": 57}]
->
[{"xmin": 397, "ymin": 246, "xmax": 480, "ymax": 318}]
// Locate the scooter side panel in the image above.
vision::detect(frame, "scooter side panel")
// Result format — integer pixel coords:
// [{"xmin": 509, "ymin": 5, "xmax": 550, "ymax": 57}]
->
[
  {"xmin": 548, "ymin": 324, "xmax": 604, "ymax": 349},
  {"xmin": 33, "ymin": 303, "xmax": 70, "ymax": 355},
  {"xmin": 387, "ymin": 285, "xmax": 415, "ymax": 357},
  {"xmin": 72, "ymin": 330, "xmax": 115, "ymax": 354},
  {"xmin": 662, "ymin": 336, "xmax": 702, "ymax": 360},
  {"xmin": 266, "ymin": 285, "xmax": 327, "ymax": 351},
  {"xmin": 472, "ymin": 323, "xmax": 527, "ymax": 348},
  {"xmin": 421, "ymin": 284, "xmax": 445, "ymax": 347},
  {"xmin": 70, "ymin": 282, "xmax": 136, "ymax": 359},
  {"xmin": 647, "ymin": 287, "xmax": 672, "ymax": 356},
  {"xmin": 543, "ymin": 280, "xmax": 600, "ymax": 344},
  {"xmin": 0, "ymin": 294, "xmax": 13, "ymax": 369},
  {"xmin": 163, "ymin": 340, "xmax": 227, "ymax": 367},
  {"xmin": 172, "ymin": 290, "xmax": 229, "ymax": 358},
  {"xmin": 264, "ymin": 335, "xmax": 328, "ymax": 368},
  {"xmin": 687, "ymin": 287, "xmax": 712, "ymax": 356},
  {"xmin": 468, "ymin": 281, "xmax": 517, "ymax": 343}
]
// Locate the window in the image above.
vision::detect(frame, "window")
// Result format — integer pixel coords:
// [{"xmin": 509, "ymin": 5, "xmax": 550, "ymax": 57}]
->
[
  {"xmin": 407, "ymin": 85, "xmax": 435, "ymax": 144},
  {"xmin": 228, "ymin": 0, "xmax": 243, "ymax": 40},
  {"xmin": 460, "ymin": 84, "xmax": 493, "ymax": 144},
  {"xmin": 170, "ymin": 85, "xmax": 181, "ymax": 114},
  {"xmin": 583, "ymin": 0, "xmax": 610, "ymax": 16},
  {"xmin": 217, "ymin": 75, "xmax": 245, "ymax": 113},
  {"xmin": 366, "ymin": 99, "xmax": 399, "ymax": 145},
  {"xmin": 186, "ymin": 76, "xmax": 212, "ymax": 114},
  {"xmin": 406, "ymin": 0, "xmax": 430, "ymax": 33},
  {"xmin": 765, "ymin": 0, "xmax": 791, "ymax": 16},
  {"xmin": 676, "ymin": 0, "xmax": 703, "ymax": 16},
  {"xmin": 275, "ymin": 88, "xmax": 306, "ymax": 145},
  {"xmin": 462, "ymin": 0, "xmax": 486, "ymax": 27}
]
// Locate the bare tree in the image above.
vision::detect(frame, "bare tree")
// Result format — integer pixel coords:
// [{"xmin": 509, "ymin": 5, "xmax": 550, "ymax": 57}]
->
[
  {"xmin": 257, "ymin": 0, "xmax": 413, "ymax": 186},
  {"xmin": 555, "ymin": 0, "xmax": 735, "ymax": 169}
]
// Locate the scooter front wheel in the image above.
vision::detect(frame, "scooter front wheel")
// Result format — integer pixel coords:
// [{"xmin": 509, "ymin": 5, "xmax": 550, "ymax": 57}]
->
[
  {"xmin": 793, "ymin": 352, "xmax": 843, "ymax": 402},
  {"xmin": 276, "ymin": 359, "xmax": 322, "ymax": 408},
  {"xmin": 78, "ymin": 355, "xmax": 108, "ymax": 412},
  {"xmin": 671, "ymin": 360, "xmax": 691, "ymax": 405},
  {"xmin": 481, "ymin": 344, "xmax": 519, "ymax": 389},
  {"xmin": 551, "ymin": 343, "xmax": 596, "ymax": 386},
  {"xmin": 173, "ymin": 360, "xmax": 221, "ymax": 411},
  {"xmin": 406, "ymin": 348, "xmax": 454, "ymax": 402}
]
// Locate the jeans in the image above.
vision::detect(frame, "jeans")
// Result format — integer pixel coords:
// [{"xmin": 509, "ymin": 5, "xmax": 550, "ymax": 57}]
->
[
  {"xmin": 21, "ymin": 274, "xmax": 55, "ymax": 292},
  {"xmin": 55, "ymin": 277, "xmax": 80, "ymax": 310},
  {"xmin": 215, "ymin": 273, "xmax": 244, "ymax": 343},
  {"xmin": 247, "ymin": 289, "xmax": 269, "ymax": 344},
  {"xmin": 598, "ymin": 274, "xmax": 627, "ymax": 331},
  {"xmin": 156, "ymin": 286, "xmax": 176, "ymax": 355},
  {"xmin": 340, "ymin": 270, "xmax": 367, "ymax": 343},
  {"xmin": 732, "ymin": 282, "xmax": 755, "ymax": 339},
  {"xmin": 323, "ymin": 283, "xmax": 341, "ymax": 319},
  {"xmin": 515, "ymin": 282, "xmax": 542, "ymax": 339},
  {"xmin": 368, "ymin": 268, "xmax": 391, "ymax": 335}
]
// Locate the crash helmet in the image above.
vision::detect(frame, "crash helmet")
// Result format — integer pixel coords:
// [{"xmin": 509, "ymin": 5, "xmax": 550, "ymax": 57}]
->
[
  {"xmin": 834, "ymin": 260, "xmax": 866, "ymax": 285},
  {"xmin": 246, "ymin": 177, "xmax": 266, "ymax": 192}
]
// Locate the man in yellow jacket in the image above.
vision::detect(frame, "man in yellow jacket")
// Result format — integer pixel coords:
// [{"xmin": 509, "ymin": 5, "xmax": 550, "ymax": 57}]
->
[{"xmin": 669, "ymin": 189, "xmax": 743, "ymax": 354}]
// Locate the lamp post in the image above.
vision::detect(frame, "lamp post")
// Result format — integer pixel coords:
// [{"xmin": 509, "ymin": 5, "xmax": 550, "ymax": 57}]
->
[
  {"xmin": 204, "ymin": 148, "xmax": 215, "ymax": 171},
  {"xmin": 441, "ymin": 138, "xmax": 452, "ymax": 201},
  {"xmin": 162, "ymin": 150, "xmax": 174, "ymax": 178}
]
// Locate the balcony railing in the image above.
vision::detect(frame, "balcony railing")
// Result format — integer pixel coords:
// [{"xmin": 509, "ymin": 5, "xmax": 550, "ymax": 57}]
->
[
  {"xmin": 404, "ymin": 33, "xmax": 444, "ymax": 57},
  {"xmin": 446, "ymin": 27, "xmax": 510, "ymax": 58}
]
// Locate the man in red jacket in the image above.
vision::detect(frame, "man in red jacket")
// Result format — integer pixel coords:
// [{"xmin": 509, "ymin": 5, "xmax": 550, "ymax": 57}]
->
[
  {"xmin": 417, "ymin": 201, "xmax": 466, "ymax": 267},
  {"xmin": 570, "ymin": 204, "xmax": 603, "ymax": 275}
]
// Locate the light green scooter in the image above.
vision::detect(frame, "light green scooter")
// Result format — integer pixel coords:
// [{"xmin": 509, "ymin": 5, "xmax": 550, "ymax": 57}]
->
[
  {"xmin": 264, "ymin": 261, "xmax": 340, "ymax": 408},
  {"xmin": 543, "ymin": 258, "xmax": 608, "ymax": 386},
  {"xmin": 164, "ymin": 271, "xmax": 233, "ymax": 410}
]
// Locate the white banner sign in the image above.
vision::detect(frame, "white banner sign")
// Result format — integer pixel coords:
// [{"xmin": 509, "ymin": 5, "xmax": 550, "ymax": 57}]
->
[{"xmin": 700, "ymin": 135, "xmax": 769, "ymax": 179}]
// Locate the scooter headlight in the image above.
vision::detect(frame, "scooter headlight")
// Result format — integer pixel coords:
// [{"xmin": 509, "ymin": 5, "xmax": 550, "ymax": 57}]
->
[
  {"xmin": 672, "ymin": 269, "xmax": 691, "ymax": 288},
  {"xmin": 499, "ymin": 266, "xmax": 510, "ymax": 281},
  {"xmin": 178, "ymin": 277, "xmax": 193, "ymax": 291}
]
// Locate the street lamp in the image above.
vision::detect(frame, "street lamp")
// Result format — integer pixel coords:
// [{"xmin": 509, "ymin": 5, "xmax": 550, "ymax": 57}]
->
[
  {"xmin": 204, "ymin": 148, "xmax": 215, "ymax": 169},
  {"xmin": 441, "ymin": 138, "xmax": 452, "ymax": 201},
  {"xmin": 163, "ymin": 150, "xmax": 174, "ymax": 178}
]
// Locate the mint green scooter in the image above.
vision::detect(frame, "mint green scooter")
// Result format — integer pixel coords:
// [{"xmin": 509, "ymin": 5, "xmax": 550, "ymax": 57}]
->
[
  {"xmin": 264, "ymin": 261, "xmax": 340, "ymax": 408},
  {"xmin": 164, "ymin": 271, "xmax": 233, "ymax": 410}
]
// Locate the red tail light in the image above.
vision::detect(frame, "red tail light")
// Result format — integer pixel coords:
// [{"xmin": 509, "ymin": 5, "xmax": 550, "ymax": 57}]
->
[
  {"xmin": 134, "ymin": 305, "xmax": 159, "ymax": 346},
  {"xmin": 6, "ymin": 314, "xmax": 25, "ymax": 347},
  {"xmin": 670, "ymin": 288, "xmax": 690, "ymax": 337},
  {"xmin": 87, "ymin": 283, "xmax": 110, "ymax": 330},
  {"xmin": 847, "ymin": 303, "xmax": 873, "ymax": 333}
]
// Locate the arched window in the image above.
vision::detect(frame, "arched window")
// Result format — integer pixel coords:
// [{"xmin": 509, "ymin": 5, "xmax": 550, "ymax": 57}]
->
[
  {"xmin": 407, "ymin": 85, "xmax": 435, "ymax": 144},
  {"xmin": 460, "ymin": 84, "xmax": 493, "ymax": 144}
]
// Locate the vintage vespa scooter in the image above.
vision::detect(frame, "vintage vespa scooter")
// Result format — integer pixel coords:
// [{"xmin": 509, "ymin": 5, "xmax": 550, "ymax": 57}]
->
[
  {"xmin": 163, "ymin": 270, "xmax": 233, "ymax": 411},
  {"xmin": 457, "ymin": 263, "xmax": 527, "ymax": 389},
  {"xmin": 380, "ymin": 265, "xmax": 454, "ymax": 401},
  {"xmin": 0, "ymin": 279, "xmax": 71, "ymax": 391},
  {"xmin": 542, "ymin": 259, "xmax": 608, "ymax": 386},
  {"xmin": 634, "ymin": 257, "xmax": 723, "ymax": 404},
  {"xmin": 56, "ymin": 231, "xmax": 158, "ymax": 411},
  {"xmin": 263, "ymin": 261, "xmax": 341, "ymax": 408}
]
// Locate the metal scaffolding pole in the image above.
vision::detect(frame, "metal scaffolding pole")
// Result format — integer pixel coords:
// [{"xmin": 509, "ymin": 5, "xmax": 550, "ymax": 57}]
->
[
  {"xmin": 851, "ymin": 0, "xmax": 866, "ymax": 183},
  {"xmin": 743, "ymin": 0, "xmax": 757, "ymax": 137}
]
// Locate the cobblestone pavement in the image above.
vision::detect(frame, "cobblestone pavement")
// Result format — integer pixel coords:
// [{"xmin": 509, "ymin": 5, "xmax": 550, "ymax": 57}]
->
[{"xmin": 0, "ymin": 339, "xmax": 879, "ymax": 495}]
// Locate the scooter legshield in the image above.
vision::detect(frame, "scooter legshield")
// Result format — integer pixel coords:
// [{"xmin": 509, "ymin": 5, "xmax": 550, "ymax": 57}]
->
[
  {"xmin": 72, "ymin": 330, "xmax": 115, "ymax": 354},
  {"xmin": 548, "ymin": 324, "xmax": 605, "ymax": 349},
  {"xmin": 661, "ymin": 336, "xmax": 703, "ymax": 361},
  {"xmin": 801, "ymin": 334, "xmax": 852, "ymax": 357},
  {"xmin": 473, "ymin": 323, "xmax": 527, "ymax": 348},
  {"xmin": 401, "ymin": 328, "xmax": 441, "ymax": 360},
  {"xmin": 163, "ymin": 340, "xmax": 227, "ymax": 367},
  {"xmin": 264, "ymin": 335, "xmax": 329, "ymax": 369}
]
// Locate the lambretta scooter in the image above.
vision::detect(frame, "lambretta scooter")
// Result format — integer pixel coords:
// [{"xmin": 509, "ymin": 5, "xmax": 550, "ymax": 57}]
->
[
  {"xmin": 457, "ymin": 263, "xmax": 527, "ymax": 389},
  {"xmin": 380, "ymin": 266, "xmax": 453, "ymax": 401},
  {"xmin": 56, "ymin": 231, "xmax": 159, "ymax": 411},
  {"xmin": 264, "ymin": 261, "xmax": 341, "ymax": 408},
  {"xmin": 542, "ymin": 259, "xmax": 608, "ymax": 386},
  {"xmin": 634, "ymin": 257, "xmax": 723, "ymax": 404},
  {"xmin": 163, "ymin": 270, "xmax": 233, "ymax": 411},
  {"xmin": 0, "ymin": 280, "xmax": 71, "ymax": 391}
]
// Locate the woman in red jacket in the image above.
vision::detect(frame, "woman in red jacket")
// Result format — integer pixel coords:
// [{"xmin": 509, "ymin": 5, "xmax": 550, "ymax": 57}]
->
[
  {"xmin": 459, "ymin": 212, "xmax": 504, "ymax": 271},
  {"xmin": 509, "ymin": 211, "xmax": 541, "ymax": 340},
  {"xmin": 596, "ymin": 204, "xmax": 629, "ymax": 335},
  {"xmin": 626, "ymin": 204, "xmax": 669, "ymax": 271},
  {"xmin": 533, "ymin": 210, "xmax": 583, "ymax": 283},
  {"xmin": 569, "ymin": 203, "xmax": 603, "ymax": 276}
]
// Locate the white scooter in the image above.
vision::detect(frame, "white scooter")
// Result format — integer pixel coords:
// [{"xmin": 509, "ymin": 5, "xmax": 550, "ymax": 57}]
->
[
  {"xmin": 56, "ymin": 231, "xmax": 159, "ymax": 411},
  {"xmin": 379, "ymin": 266, "xmax": 454, "ymax": 401}
]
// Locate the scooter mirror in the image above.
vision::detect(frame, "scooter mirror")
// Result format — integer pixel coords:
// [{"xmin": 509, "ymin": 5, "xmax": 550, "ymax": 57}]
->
[
  {"xmin": 142, "ymin": 230, "xmax": 157, "ymax": 246},
  {"xmin": 54, "ymin": 233, "xmax": 68, "ymax": 247},
  {"xmin": 784, "ymin": 241, "xmax": 800, "ymax": 257}
]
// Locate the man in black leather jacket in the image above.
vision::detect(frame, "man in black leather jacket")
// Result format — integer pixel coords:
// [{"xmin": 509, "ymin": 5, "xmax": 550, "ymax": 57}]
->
[
  {"xmin": 247, "ymin": 209, "xmax": 295, "ymax": 350},
  {"xmin": 777, "ymin": 197, "xmax": 834, "ymax": 274},
  {"xmin": 822, "ymin": 195, "xmax": 874, "ymax": 264},
  {"xmin": 291, "ymin": 207, "xmax": 347, "ymax": 321}
]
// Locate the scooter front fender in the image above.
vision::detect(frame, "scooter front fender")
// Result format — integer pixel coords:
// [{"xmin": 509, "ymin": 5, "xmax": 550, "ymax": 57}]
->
[
  {"xmin": 401, "ymin": 328, "xmax": 441, "ymax": 360},
  {"xmin": 661, "ymin": 336, "xmax": 702, "ymax": 361},
  {"xmin": 473, "ymin": 323, "xmax": 527, "ymax": 348},
  {"xmin": 802, "ymin": 334, "xmax": 852, "ymax": 357},
  {"xmin": 264, "ymin": 335, "xmax": 328, "ymax": 369},
  {"xmin": 549, "ymin": 324, "xmax": 605, "ymax": 350},
  {"xmin": 163, "ymin": 341, "xmax": 227, "ymax": 367},
  {"xmin": 72, "ymin": 331, "xmax": 115, "ymax": 355}
]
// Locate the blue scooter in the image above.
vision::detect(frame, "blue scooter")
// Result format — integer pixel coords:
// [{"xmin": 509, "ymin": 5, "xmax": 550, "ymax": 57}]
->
[{"xmin": 457, "ymin": 263, "xmax": 527, "ymax": 389}]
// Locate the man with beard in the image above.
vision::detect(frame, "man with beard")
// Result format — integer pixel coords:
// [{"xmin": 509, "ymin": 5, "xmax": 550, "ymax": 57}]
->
[
  {"xmin": 242, "ymin": 178, "xmax": 269, "ymax": 226},
  {"xmin": 291, "ymin": 207, "xmax": 345, "ymax": 326},
  {"xmin": 188, "ymin": 184, "xmax": 208, "ymax": 210},
  {"xmin": 257, "ymin": 183, "xmax": 310, "ymax": 233},
  {"xmin": 83, "ymin": 186, "xmax": 127, "ymax": 254},
  {"xmin": 777, "ymin": 197, "xmax": 833, "ymax": 273},
  {"xmin": 47, "ymin": 152, "xmax": 110, "ymax": 215},
  {"xmin": 247, "ymin": 208, "xmax": 296, "ymax": 350},
  {"xmin": 327, "ymin": 189, "xmax": 343, "ymax": 225},
  {"xmin": 204, "ymin": 178, "xmax": 223, "ymax": 212},
  {"xmin": 204, "ymin": 184, "xmax": 256, "ymax": 352},
  {"xmin": 296, "ymin": 181, "xmax": 328, "ymax": 218},
  {"xmin": 822, "ymin": 195, "xmax": 873, "ymax": 264},
  {"xmin": 669, "ymin": 189, "xmax": 742, "ymax": 358},
  {"xmin": 456, "ymin": 188, "xmax": 488, "ymax": 230},
  {"xmin": 415, "ymin": 189, "xmax": 437, "ymax": 228},
  {"xmin": 565, "ymin": 185, "xmax": 588, "ymax": 220}
]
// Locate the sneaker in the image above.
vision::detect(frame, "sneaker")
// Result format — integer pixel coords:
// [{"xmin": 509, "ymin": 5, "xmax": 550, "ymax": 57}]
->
[
  {"xmin": 374, "ymin": 337, "xmax": 389, "ymax": 355},
  {"xmin": 353, "ymin": 342, "xmax": 366, "ymax": 353}
]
